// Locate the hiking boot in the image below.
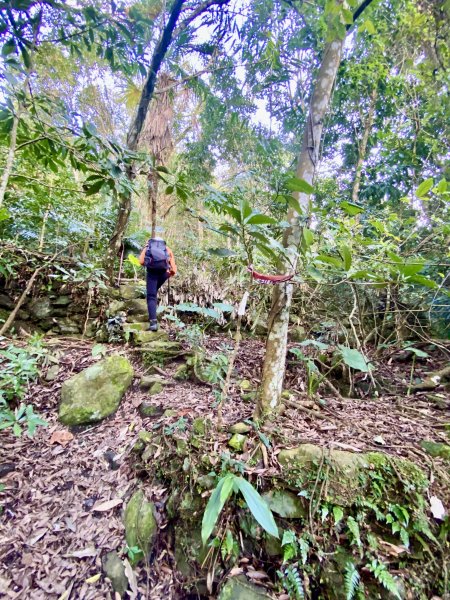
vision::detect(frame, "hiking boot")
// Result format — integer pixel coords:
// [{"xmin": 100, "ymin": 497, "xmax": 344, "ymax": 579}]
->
[{"xmin": 148, "ymin": 320, "xmax": 158, "ymax": 332}]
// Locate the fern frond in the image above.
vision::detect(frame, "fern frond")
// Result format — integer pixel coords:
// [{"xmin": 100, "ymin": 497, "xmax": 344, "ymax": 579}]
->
[
  {"xmin": 375, "ymin": 569, "xmax": 401, "ymax": 599},
  {"xmin": 344, "ymin": 561, "xmax": 360, "ymax": 600},
  {"xmin": 281, "ymin": 565, "xmax": 305, "ymax": 600}
]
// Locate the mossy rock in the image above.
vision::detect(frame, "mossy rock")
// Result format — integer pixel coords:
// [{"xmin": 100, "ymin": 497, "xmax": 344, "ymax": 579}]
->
[
  {"xmin": 262, "ymin": 489, "xmax": 306, "ymax": 519},
  {"xmin": 173, "ymin": 363, "xmax": 189, "ymax": 380},
  {"xmin": 290, "ymin": 325, "xmax": 306, "ymax": 342},
  {"xmin": 420, "ymin": 440, "xmax": 450, "ymax": 460},
  {"xmin": 102, "ymin": 551, "xmax": 128, "ymax": 598},
  {"xmin": 192, "ymin": 417, "xmax": 211, "ymax": 436},
  {"xmin": 139, "ymin": 403, "xmax": 164, "ymax": 418},
  {"xmin": 109, "ymin": 299, "xmax": 126, "ymax": 314},
  {"xmin": 229, "ymin": 422, "xmax": 252, "ymax": 434},
  {"xmin": 123, "ymin": 298, "xmax": 148, "ymax": 316},
  {"xmin": 218, "ymin": 576, "xmax": 272, "ymax": 599},
  {"xmin": 119, "ymin": 283, "xmax": 145, "ymax": 300},
  {"xmin": 239, "ymin": 379, "xmax": 253, "ymax": 391},
  {"xmin": 132, "ymin": 329, "xmax": 169, "ymax": 345},
  {"xmin": 123, "ymin": 490, "xmax": 158, "ymax": 565},
  {"xmin": 141, "ymin": 340, "xmax": 183, "ymax": 365},
  {"xmin": 278, "ymin": 444, "xmax": 427, "ymax": 506},
  {"xmin": 174, "ymin": 524, "xmax": 209, "ymax": 579},
  {"xmin": 228, "ymin": 433, "xmax": 247, "ymax": 452},
  {"xmin": 30, "ymin": 297, "xmax": 53, "ymax": 319},
  {"xmin": 123, "ymin": 321, "xmax": 150, "ymax": 333},
  {"xmin": 59, "ymin": 354, "xmax": 134, "ymax": 426}
]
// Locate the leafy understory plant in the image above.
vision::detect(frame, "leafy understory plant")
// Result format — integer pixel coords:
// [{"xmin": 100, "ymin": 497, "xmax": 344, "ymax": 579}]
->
[
  {"xmin": 0, "ymin": 401, "xmax": 48, "ymax": 437},
  {"xmin": 344, "ymin": 561, "xmax": 361, "ymax": 600},
  {"xmin": 277, "ymin": 564, "xmax": 305, "ymax": 599},
  {"xmin": 201, "ymin": 473, "xmax": 278, "ymax": 545},
  {"xmin": 366, "ymin": 559, "xmax": 402, "ymax": 599}
]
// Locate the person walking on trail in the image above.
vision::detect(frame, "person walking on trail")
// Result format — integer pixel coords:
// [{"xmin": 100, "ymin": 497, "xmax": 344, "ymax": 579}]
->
[{"xmin": 139, "ymin": 238, "xmax": 177, "ymax": 331}]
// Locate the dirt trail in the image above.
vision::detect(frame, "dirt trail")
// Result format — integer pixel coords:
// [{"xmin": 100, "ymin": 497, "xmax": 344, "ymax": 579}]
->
[{"xmin": 0, "ymin": 336, "xmax": 449, "ymax": 599}]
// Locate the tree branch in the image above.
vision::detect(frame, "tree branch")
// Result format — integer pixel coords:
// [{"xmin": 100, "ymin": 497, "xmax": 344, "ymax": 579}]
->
[
  {"xmin": 348, "ymin": 0, "xmax": 376, "ymax": 29},
  {"xmin": 174, "ymin": 0, "xmax": 230, "ymax": 37}
]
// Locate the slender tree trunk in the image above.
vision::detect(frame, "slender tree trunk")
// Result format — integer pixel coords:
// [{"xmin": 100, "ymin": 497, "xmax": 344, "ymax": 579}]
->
[
  {"xmin": 0, "ymin": 109, "xmax": 20, "ymax": 208},
  {"xmin": 256, "ymin": 38, "xmax": 345, "ymax": 420},
  {"xmin": 351, "ymin": 86, "xmax": 377, "ymax": 204},
  {"xmin": 106, "ymin": 0, "xmax": 186, "ymax": 279},
  {"xmin": 148, "ymin": 169, "xmax": 159, "ymax": 237}
]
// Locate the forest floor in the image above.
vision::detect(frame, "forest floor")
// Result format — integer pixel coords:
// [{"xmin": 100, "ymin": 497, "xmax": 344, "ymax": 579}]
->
[{"xmin": 0, "ymin": 334, "xmax": 449, "ymax": 599}]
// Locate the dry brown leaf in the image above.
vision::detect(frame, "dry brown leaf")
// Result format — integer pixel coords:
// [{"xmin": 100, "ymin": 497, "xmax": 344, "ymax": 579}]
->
[
  {"xmin": 228, "ymin": 567, "xmax": 244, "ymax": 577},
  {"xmin": 92, "ymin": 498, "xmax": 123, "ymax": 512},
  {"xmin": 378, "ymin": 540, "xmax": 409, "ymax": 556},
  {"xmin": 65, "ymin": 547, "xmax": 97, "ymax": 559},
  {"xmin": 49, "ymin": 430, "xmax": 74, "ymax": 446},
  {"xmin": 246, "ymin": 570, "xmax": 269, "ymax": 580},
  {"xmin": 123, "ymin": 558, "xmax": 138, "ymax": 599}
]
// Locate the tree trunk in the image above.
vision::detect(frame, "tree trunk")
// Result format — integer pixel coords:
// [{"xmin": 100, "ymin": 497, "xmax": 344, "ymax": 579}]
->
[
  {"xmin": 148, "ymin": 169, "xmax": 159, "ymax": 238},
  {"xmin": 0, "ymin": 109, "xmax": 20, "ymax": 208},
  {"xmin": 256, "ymin": 38, "xmax": 345, "ymax": 420},
  {"xmin": 106, "ymin": 0, "xmax": 186, "ymax": 279},
  {"xmin": 351, "ymin": 86, "xmax": 377, "ymax": 204}
]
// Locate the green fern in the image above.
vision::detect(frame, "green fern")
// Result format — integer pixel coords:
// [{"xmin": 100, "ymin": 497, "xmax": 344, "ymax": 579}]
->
[
  {"xmin": 347, "ymin": 516, "xmax": 362, "ymax": 548},
  {"xmin": 278, "ymin": 565, "xmax": 304, "ymax": 599},
  {"xmin": 368, "ymin": 560, "xmax": 401, "ymax": 599},
  {"xmin": 344, "ymin": 561, "xmax": 360, "ymax": 600}
]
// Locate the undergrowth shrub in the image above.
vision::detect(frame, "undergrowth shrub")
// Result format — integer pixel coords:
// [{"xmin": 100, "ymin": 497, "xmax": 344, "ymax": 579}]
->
[{"xmin": 0, "ymin": 336, "xmax": 48, "ymax": 437}]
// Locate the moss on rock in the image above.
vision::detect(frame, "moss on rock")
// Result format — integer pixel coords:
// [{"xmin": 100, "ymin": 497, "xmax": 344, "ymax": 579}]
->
[
  {"xmin": 218, "ymin": 576, "xmax": 272, "ymax": 599},
  {"xmin": 123, "ymin": 490, "xmax": 157, "ymax": 565},
  {"xmin": 59, "ymin": 354, "xmax": 133, "ymax": 425}
]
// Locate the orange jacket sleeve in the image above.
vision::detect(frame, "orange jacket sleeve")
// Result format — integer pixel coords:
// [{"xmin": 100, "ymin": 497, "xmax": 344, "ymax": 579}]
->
[
  {"xmin": 167, "ymin": 246, "xmax": 177, "ymax": 277},
  {"xmin": 138, "ymin": 244, "xmax": 147, "ymax": 266}
]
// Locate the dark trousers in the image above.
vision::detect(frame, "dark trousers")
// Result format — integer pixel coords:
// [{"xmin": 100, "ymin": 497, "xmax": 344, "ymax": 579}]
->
[{"xmin": 146, "ymin": 268, "xmax": 169, "ymax": 321}]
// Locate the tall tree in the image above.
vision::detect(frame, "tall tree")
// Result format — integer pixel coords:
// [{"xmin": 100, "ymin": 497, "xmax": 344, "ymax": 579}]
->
[
  {"xmin": 106, "ymin": 0, "xmax": 231, "ymax": 277},
  {"xmin": 256, "ymin": 0, "xmax": 375, "ymax": 419}
]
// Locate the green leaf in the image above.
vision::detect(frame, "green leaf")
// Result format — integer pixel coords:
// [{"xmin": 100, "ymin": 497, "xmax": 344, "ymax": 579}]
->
[
  {"xmin": 0, "ymin": 207, "xmax": 10, "ymax": 222},
  {"xmin": 316, "ymin": 255, "xmax": 343, "ymax": 269},
  {"xmin": 338, "ymin": 346, "xmax": 371, "ymax": 372},
  {"xmin": 340, "ymin": 245, "xmax": 352, "ymax": 271},
  {"xmin": 346, "ymin": 516, "xmax": 362, "ymax": 547},
  {"xmin": 436, "ymin": 179, "xmax": 447, "ymax": 193},
  {"xmin": 246, "ymin": 214, "xmax": 277, "ymax": 225},
  {"xmin": 407, "ymin": 274, "xmax": 438, "ymax": 289},
  {"xmin": 83, "ymin": 178, "xmax": 104, "ymax": 196},
  {"xmin": 340, "ymin": 201, "xmax": 363, "ymax": 216},
  {"xmin": 240, "ymin": 198, "xmax": 252, "ymax": 221},
  {"xmin": 302, "ymin": 227, "xmax": 314, "ymax": 249},
  {"xmin": 396, "ymin": 262, "xmax": 424, "ymax": 277},
  {"xmin": 201, "ymin": 474, "xmax": 234, "ymax": 545},
  {"xmin": 127, "ymin": 253, "xmax": 141, "ymax": 267},
  {"xmin": 415, "ymin": 178, "xmax": 433, "ymax": 197},
  {"xmin": 404, "ymin": 346, "xmax": 429, "ymax": 358},
  {"xmin": 358, "ymin": 19, "xmax": 375, "ymax": 34},
  {"xmin": 286, "ymin": 177, "xmax": 314, "ymax": 194},
  {"xmin": 344, "ymin": 561, "xmax": 360, "ymax": 600},
  {"xmin": 212, "ymin": 302, "xmax": 234, "ymax": 313},
  {"xmin": 222, "ymin": 205, "xmax": 241, "ymax": 223},
  {"xmin": 235, "ymin": 477, "xmax": 279, "ymax": 538},
  {"xmin": 333, "ymin": 506, "xmax": 344, "ymax": 525},
  {"xmin": 342, "ymin": 8, "xmax": 354, "ymax": 24},
  {"xmin": 298, "ymin": 339, "xmax": 330, "ymax": 350},
  {"xmin": 286, "ymin": 195, "xmax": 303, "ymax": 215}
]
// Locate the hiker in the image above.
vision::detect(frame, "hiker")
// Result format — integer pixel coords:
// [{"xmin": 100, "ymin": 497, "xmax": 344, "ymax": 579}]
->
[{"xmin": 139, "ymin": 238, "xmax": 177, "ymax": 331}]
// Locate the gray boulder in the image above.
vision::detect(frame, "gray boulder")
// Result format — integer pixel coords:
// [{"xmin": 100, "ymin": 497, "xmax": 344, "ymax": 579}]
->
[{"xmin": 59, "ymin": 354, "xmax": 134, "ymax": 425}]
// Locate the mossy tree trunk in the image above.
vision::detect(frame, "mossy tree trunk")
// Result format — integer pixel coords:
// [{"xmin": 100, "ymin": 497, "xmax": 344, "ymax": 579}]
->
[{"xmin": 256, "ymin": 38, "xmax": 345, "ymax": 419}]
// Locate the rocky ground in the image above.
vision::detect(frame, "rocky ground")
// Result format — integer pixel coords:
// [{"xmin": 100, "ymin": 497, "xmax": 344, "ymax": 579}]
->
[{"xmin": 0, "ymin": 284, "xmax": 449, "ymax": 599}]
